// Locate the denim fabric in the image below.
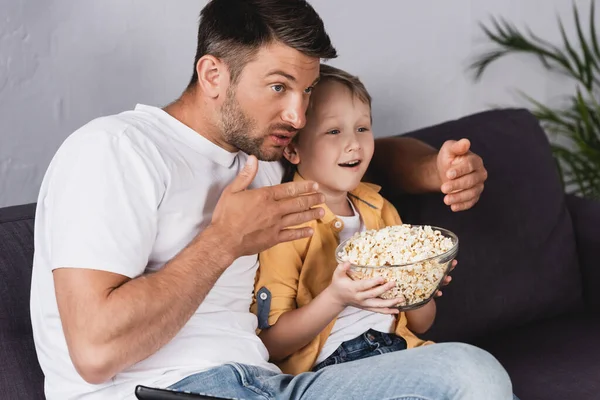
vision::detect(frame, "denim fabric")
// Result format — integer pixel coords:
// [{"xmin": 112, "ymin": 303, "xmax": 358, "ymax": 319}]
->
[
  {"xmin": 168, "ymin": 342, "xmax": 518, "ymax": 400},
  {"xmin": 312, "ymin": 329, "xmax": 407, "ymax": 371}
]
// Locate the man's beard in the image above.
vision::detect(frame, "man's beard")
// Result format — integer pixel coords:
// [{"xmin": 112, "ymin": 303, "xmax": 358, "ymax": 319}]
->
[{"xmin": 219, "ymin": 87, "xmax": 296, "ymax": 162}]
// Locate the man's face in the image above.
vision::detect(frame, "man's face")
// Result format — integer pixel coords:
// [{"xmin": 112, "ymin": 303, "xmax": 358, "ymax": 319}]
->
[{"xmin": 218, "ymin": 42, "xmax": 320, "ymax": 161}]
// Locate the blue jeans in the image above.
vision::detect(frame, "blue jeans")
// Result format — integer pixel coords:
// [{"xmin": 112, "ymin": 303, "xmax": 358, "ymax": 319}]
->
[
  {"xmin": 313, "ymin": 329, "xmax": 407, "ymax": 371},
  {"xmin": 168, "ymin": 342, "xmax": 517, "ymax": 400}
]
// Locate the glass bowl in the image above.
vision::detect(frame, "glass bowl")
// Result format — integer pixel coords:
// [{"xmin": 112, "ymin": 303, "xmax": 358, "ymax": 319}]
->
[{"xmin": 335, "ymin": 226, "xmax": 459, "ymax": 311}]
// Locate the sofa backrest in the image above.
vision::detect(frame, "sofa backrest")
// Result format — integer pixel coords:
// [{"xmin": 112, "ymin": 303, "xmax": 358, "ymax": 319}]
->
[
  {"xmin": 392, "ymin": 108, "xmax": 585, "ymax": 342},
  {"xmin": 0, "ymin": 203, "xmax": 45, "ymax": 399}
]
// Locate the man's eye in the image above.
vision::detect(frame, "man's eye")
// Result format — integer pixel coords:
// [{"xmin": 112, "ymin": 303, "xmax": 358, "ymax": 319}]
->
[
  {"xmin": 271, "ymin": 85, "xmax": 285, "ymax": 93},
  {"xmin": 327, "ymin": 129, "xmax": 340, "ymax": 135},
  {"xmin": 304, "ymin": 86, "xmax": 314, "ymax": 94}
]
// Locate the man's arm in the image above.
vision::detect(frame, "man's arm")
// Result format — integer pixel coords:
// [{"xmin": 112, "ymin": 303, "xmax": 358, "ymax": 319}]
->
[
  {"xmin": 54, "ymin": 155, "xmax": 325, "ymax": 384},
  {"xmin": 369, "ymin": 136, "xmax": 487, "ymax": 212},
  {"xmin": 368, "ymin": 137, "xmax": 441, "ymax": 194},
  {"xmin": 54, "ymin": 225, "xmax": 234, "ymax": 384}
]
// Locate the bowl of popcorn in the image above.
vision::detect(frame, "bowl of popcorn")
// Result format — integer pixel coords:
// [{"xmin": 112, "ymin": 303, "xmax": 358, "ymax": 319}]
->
[{"xmin": 335, "ymin": 224, "xmax": 458, "ymax": 311}]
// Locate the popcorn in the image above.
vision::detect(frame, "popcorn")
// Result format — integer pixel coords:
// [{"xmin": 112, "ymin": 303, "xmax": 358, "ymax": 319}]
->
[{"xmin": 337, "ymin": 225, "xmax": 456, "ymax": 306}]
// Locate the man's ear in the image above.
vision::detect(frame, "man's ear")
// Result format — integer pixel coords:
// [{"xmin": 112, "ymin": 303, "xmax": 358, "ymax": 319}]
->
[
  {"xmin": 283, "ymin": 143, "xmax": 301, "ymax": 165},
  {"xmin": 195, "ymin": 55, "xmax": 229, "ymax": 98}
]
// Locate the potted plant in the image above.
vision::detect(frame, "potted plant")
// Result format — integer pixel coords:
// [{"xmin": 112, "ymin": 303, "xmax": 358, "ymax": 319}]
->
[{"xmin": 471, "ymin": 2, "xmax": 600, "ymax": 199}]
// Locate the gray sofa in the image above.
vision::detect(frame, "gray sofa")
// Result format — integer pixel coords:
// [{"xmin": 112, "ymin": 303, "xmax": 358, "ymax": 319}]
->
[{"xmin": 1, "ymin": 108, "xmax": 599, "ymax": 399}]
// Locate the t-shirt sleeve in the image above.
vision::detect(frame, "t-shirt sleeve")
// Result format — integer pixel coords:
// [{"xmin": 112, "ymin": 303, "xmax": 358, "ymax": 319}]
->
[{"xmin": 41, "ymin": 128, "xmax": 164, "ymax": 278}]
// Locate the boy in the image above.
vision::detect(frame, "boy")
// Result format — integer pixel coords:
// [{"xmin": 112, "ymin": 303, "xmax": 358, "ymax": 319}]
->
[{"xmin": 252, "ymin": 64, "xmax": 449, "ymax": 375}]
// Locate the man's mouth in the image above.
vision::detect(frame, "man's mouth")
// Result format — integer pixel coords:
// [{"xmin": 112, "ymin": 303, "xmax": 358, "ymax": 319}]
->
[
  {"xmin": 269, "ymin": 133, "xmax": 294, "ymax": 146},
  {"xmin": 338, "ymin": 160, "xmax": 362, "ymax": 168}
]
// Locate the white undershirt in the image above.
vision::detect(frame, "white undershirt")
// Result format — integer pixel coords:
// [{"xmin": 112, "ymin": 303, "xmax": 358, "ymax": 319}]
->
[{"xmin": 315, "ymin": 200, "xmax": 395, "ymax": 365}]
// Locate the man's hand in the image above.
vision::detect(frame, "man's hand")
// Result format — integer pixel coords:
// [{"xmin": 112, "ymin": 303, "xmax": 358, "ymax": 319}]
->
[
  {"xmin": 324, "ymin": 263, "xmax": 402, "ymax": 315},
  {"xmin": 437, "ymin": 139, "xmax": 487, "ymax": 212},
  {"xmin": 210, "ymin": 155, "xmax": 325, "ymax": 258}
]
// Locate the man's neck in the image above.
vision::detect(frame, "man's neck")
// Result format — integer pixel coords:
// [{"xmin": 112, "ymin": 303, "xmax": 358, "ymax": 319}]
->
[{"xmin": 164, "ymin": 90, "xmax": 236, "ymax": 153}]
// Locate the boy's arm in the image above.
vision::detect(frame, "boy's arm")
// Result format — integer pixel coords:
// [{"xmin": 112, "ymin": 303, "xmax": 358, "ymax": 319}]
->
[
  {"xmin": 254, "ymin": 237, "xmax": 344, "ymax": 362},
  {"xmin": 258, "ymin": 289, "xmax": 345, "ymax": 362},
  {"xmin": 405, "ymin": 300, "xmax": 437, "ymax": 334},
  {"xmin": 255, "ymin": 239, "xmax": 400, "ymax": 362}
]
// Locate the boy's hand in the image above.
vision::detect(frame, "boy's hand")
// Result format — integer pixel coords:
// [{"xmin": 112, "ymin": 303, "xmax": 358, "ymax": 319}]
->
[
  {"xmin": 324, "ymin": 263, "xmax": 403, "ymax": 315},
  {"xmin": 434, "ymin": 259, "xmax": 457, "ymax": 298}
]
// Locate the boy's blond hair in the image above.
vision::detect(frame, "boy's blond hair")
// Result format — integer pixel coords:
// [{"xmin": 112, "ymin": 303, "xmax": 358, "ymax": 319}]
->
[
  {"xmin": 316, "ymin": 64, "xmax": 372, "ymax": 110},
  {"xmin": 282, "ymin": 64, "xmax": 372, "ymax": 182}
]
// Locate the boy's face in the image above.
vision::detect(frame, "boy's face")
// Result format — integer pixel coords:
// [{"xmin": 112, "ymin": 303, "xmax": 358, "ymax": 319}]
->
[
  {"xmin": 219, "ymin": 42, "xmax": 320, "ymax": 161},
  {"xmin": 286, "ymin": 80, "xmax": 374, "ymax": 196}
]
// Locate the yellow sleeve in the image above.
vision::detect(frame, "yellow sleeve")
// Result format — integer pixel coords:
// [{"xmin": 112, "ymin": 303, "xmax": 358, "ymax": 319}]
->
[
  {"xmin": 253, "ymin": 237, "xmax": 307, "ymax": 331},
  {"xmin": 381, "ymin": 197, "xmax": 403, "ymax": 226}
]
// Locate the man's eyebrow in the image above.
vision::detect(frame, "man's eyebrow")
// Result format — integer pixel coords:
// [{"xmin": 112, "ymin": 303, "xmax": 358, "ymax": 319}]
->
[
  {"xmin": 265, "ymin": 70, "xmax": 297, "ymax": 82},
  {"xmin": 311, "ymin": 76, "xmax": 321, "ymax": 86}
]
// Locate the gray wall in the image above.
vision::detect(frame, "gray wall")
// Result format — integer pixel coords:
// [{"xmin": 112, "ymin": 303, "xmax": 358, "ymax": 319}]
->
[{"xmin": 0, "ymin": 0, "xmax": 588, "ymax": 207}]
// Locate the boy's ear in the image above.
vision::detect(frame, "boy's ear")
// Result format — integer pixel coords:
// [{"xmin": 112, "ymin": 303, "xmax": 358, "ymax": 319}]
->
[{"xmin": 283, "ymin": 143, "xmax": 300, "ymax": 165}]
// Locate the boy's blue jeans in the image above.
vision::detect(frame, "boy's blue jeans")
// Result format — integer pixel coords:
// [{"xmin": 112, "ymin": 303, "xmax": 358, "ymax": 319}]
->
[
  {"xmin": 312, "ymin": 328, "xmax": 407, "ymax": 371},
  {"xmin": 168, "ymin": 342, "xmax": 517, "ymax": 400}
]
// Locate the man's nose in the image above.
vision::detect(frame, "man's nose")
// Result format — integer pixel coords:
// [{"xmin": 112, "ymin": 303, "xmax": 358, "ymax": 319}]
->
[{"xmin": 281, "ymin": 97, "xmax": 307, "ymax": 129}]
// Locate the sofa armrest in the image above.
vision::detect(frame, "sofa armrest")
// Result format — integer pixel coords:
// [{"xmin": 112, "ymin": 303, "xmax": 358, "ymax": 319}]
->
[{"xmin": 567, "ymin": 194, "xmax": 600, "ymax": 311}]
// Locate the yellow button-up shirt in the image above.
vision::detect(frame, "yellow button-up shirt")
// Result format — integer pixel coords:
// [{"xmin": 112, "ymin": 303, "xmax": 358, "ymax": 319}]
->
[{"xmin": 252, "ymin": 174, "xmax": 432, "ymax": 375}]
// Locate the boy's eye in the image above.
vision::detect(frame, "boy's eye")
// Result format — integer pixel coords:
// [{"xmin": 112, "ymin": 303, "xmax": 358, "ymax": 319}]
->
[
  {"xmin": 326, "ymin": 129, "xmax": 340, "ymax": 135},
  {"xmin": 304, "ymin": 86, "xmax": 314, "ymax": 94},
  {"xmin": 357, "ymin": 127, "xmax": 370, "ymax": 133},
  {"xmin": 271, "ymin": 84, "xmax": 285, "ymax": 93}
]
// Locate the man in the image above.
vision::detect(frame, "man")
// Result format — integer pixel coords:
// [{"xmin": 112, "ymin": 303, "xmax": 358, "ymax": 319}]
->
[{"xmin": 30, "ymin": 0, "xmax": 509, "ymax": 399}]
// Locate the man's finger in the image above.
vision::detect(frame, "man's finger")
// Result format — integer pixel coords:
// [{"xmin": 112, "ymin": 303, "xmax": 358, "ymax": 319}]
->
[
  {"xmin": 226, "ymin": 155, "xmax": 258, "ymax": 193},
  {"xmin": 444, "ymin": 156, "xmax": 480, "ymax": 181},
  {"xmin": 444, "ymin": 184, "xmax": 484, "ymax": 205},
  {"xmin": 450, "ymin": 138, "xmax": 471, "ymax": 156},
  {"xmin": 280, "ymin": 207, "xmax": 325, "ymax": 229},
  {"xmin": 450, "ymin": 198, "xmax": 479, "ymax": 212},
  {"xmin": 277, "ymin": 226, "xmax": 314, "ymax": 243},
  {"xmin": 277, "ymin": 192, "xmax": 325, "ymax": 216},
  {"xmin": 442, "ymin": 172, "xmax": 484, "ymax": 194},
  {"xmin": 270, "ymin": 180, "xmax": 320, "ymax": 201}
]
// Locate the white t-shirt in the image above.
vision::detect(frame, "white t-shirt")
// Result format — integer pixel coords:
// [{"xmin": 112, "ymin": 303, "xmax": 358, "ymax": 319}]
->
[
  {"xmin": 30, "ymin": 104, "xmax": 284, "ymax": 400},
  {"xmin": 315, "ymin": 200, "xmax": 395, "ymax": 365}
]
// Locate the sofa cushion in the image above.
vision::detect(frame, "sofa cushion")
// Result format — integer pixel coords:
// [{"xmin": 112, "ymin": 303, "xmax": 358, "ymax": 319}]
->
[
  {"xmin": 474, "ymin": 312, "xmax": 600, "ymax": 400},
  {"xmin": 390, "ymin": 109, "xmax": 584, "ymax": 342},
  {"xmin": 567, "ymin": 194, "xmax": 600, "ymax": 311},
  {"xmin": 0, "ymin": 203, "xmax": 45, "ymax": 399}
]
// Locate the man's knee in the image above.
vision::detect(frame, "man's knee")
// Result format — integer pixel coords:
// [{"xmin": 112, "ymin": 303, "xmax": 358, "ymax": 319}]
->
[{"xmin": 437, "ymin": 343, "xmax": 513, "ymax": 399}]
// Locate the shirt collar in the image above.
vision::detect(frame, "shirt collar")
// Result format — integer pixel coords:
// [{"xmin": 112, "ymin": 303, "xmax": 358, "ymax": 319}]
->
[{"xmin": 292, "ymin": 172, "xmax": 384, "ymax": 224}]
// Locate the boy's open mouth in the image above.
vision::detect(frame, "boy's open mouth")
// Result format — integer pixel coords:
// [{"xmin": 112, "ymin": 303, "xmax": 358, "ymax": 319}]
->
[{"xmin": 338, "ymin": 160, "xmax": 362, "ymax": 168}]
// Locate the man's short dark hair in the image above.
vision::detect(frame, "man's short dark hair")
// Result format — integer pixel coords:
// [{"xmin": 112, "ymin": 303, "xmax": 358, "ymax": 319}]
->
[{"xmin": 188, "ymin": 0, "xmax": 337, "ymax": 89}]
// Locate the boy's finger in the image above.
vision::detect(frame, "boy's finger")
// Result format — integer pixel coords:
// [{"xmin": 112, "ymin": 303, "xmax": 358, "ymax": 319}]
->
[
  {"xmin": 361, "ymin": 296, "xmax": 403, "ymax": 309},
  {"xmin": 357, "ymin": 282, "xmax": 397, "ymax": 302},
  {"xmin": 352, "ymin": 276, "xmax": 387, "ymax": 291},
  {"xmin": 361, "ymin": 307, "xmax": 400, "ymax": 315}
]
